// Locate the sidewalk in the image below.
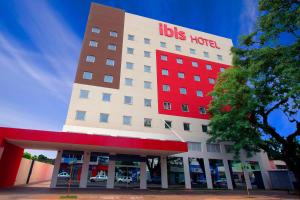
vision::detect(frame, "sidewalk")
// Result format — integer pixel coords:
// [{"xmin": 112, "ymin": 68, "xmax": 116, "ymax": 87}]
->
[{"xmin": 0, "ymin": 185, "xmax": 299, "ymax": 200}]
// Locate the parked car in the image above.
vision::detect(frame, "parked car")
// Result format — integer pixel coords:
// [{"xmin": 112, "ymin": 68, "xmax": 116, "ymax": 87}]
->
[
  {"xmin": 214, "ymin": 179, "xmax": 227, "ymax": 188},
  {"xmin": 57, "ymin": 172, "xmax": 70, "ymax": 180},
  {"xmin": 90, "ymin": 174, "xmax": 108, "ymax": 182},
  {"xmin": 117, "ymin": 176, "xmax": 132, "ymax": 183}
]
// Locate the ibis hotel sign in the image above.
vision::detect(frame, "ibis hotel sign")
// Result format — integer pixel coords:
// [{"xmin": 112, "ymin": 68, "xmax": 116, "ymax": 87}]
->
[{"xmin": 159, "ymin": 23, "xmax": 221, "ymax": 49}]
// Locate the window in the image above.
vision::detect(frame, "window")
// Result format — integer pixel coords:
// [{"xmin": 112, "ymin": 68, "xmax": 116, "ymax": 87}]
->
[
  {"xmin": 220, "ymin": 67, "xmax": 225, "ymax": 72},
  {"xmin": 225, "ymin": 145, "xmax": 234, "ymax": 153},
  {"xmin": 182, "ymin": 104, "xmax": 189, "ymax": 112},
  {"xmin": 192, "ymin": 61, "xmax": 198, "ymax": 67},
  {"xmin": 202, "ymin": 125, "xmax": 208, "ymax": 132},
  {"xmin": 199, "ymin": 106, "xmax": 206, "ymax": 114},
  {"xmin": 194, "ymin": 75, "xmax": 200, "ymax": 82},
  {"xmin": 91, "ymin": 27, "xmax": 100, "ymax": 34},
  {"xmin": 124, "ymin": 96, "xmax": 133, "ymax": 105},
  {"xmin": 126, "ymin": 62, "xmax": 134, "ymax": 69},
  {"xmin": 107, "ymin": 44, "xmax": 116, "ymax": 51},
  {"xmin": 125, "ymin": 78, "xmax": 133, "ymax": 86},
  {"xmin": 106, "ymin": 59, "xmax": 115, "ymax": 66},
  {"xmin": 178, "ymin": 72, "xmax": 185, "ymax": 79},
  {"xmin": 144, "ymin": 118, "xmax": 152, "ymax": 127},
  {"xmin": 144, "ymin": 81, "xmax": 152, "ymax": 89},
  {"xmin": 102, "ymin": 93, "xmax": 111, "ymax": 102},
  {"xmin": 99, "ymin": 113, "xmax": 109, "ymax": 123},
  {"xmin": 164, "ymin": 120, "xmax": 172, "ymax": 129},
  {"xmin": 144, "ymin": 98, "xmax": 152, "ymax": 107},
  {"xmin": 127, "ymin": 47, "xmax": 134, "ymax": 54},
  {"xmin": 190, "ymin": 48, "xmax": 196, "ymax": 54},
  {"xmin": 86, "ymin": 55, "xmax": 95, "ymax": 63},
  {"xmin": 207, "ymin": 143, "xmax": 221, "ymax": 153},
  {"xmin": 128, "ymin": 34, "xmax": 134, "ymax": 41},
  {"xmin": 163, "ymin": 102, "xmax": 171, "ymax": 110},
  {"xmin": 144, "ymin": 51, "xmax": 151, "ymax": 58},
  {"xmin": 188, "ymin": 142, "xmax": 201, "ymax": 151},
  {"xmin": 144, "ymin": 38, "xmax": 150, "ymax": 44},
  {"xmin": 89, "ymin": 40, "xmax": 98, "ymax": 47},
  {"xmin": 123, "ymin": 116, "xmax": 132, "ymax": 125},
  {"xmin": 79, "ymin": 89, "xmax": 89, "ymax": 99},
  {"xmin": 176, "ymin": 58, "xmax": 183, "ymax": 64},
  {"xmin": 196, "ymin": 90, "xmax": 203, "ymax": 97},
  {"xmin": 83, "ymin": 72, "xmax": 92, "ymax": 80},
  {"xmin": 160, "ymin": 42, "xmax": 166, "ymax": 48},
  {"xmin": 144, "ymin": 65, "xmax": 151, "ymax": 73},
  {"xmin": 208, "ymin": 78, "xmax": 215, "ymax": 84},
  {"xmin": 161, "ymin": 55, "xmax": 167, "ymax": 61},
  {"xmin": 183, "ymin": 123, "xmax": 190, "ymax": 131},
  {"xmin": 103, "ymin": 75, "xmax": 113, "ymax": 83},
  {"xmin": 179, "ymin": 88, "xmax": 187, "ymax": 95},
  {"xmin": 162, "ymin": 69, "xmax": 169, "ymax": 76},
  {"xmin": 162, "ymin": 84, "xmax": 170, "ymax": 92},
  {"xmin": 175, "ymin": 45, "xmax": 181, "ymax": 51},
  {"xmin": 203, "ymin": 51, "xmax": 209, "ymax": 58},
  {"xmin": 206, "ymin": 64, "xmax": 212, "ymax": 70},
  {"xmin": 217, "ymin": 55, "xmax": 223, "ymax": 61},
  {"xmin": 110, "ymin": 31, "xmax": 118, "ymax": 37},
  {"xmin": 75, "ymin": 111, "xmax": 86, "ymax": 121}
]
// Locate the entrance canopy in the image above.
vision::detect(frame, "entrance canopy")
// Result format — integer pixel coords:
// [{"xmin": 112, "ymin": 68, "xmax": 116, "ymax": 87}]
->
[{"xmin": 0, "ymin": 127, "xmax": 188, "ymax": 156}]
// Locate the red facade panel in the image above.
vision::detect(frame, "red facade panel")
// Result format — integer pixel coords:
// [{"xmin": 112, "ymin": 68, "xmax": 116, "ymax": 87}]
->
[{"xmin": 156, "ymin": 50, "xmax": 230, "ymax": 119}]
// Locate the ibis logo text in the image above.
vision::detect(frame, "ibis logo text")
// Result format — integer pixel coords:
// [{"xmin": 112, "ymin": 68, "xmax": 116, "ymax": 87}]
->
[{"xmin": 159, "ymin": 23, "xmax": 221, "ymax": 49}]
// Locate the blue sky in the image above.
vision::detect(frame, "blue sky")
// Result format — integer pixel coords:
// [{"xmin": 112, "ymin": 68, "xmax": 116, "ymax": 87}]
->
[{"xmin": 0, "ymin": 0, "xmax": 296, "ymax": 158}]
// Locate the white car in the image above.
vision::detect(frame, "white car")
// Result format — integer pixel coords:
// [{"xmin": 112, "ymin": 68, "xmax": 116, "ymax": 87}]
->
[
  {"xmin": 57, "ymin": 172, "xmax": 70, "ymax": 179},
  {"xmin": 90, "ymin": 174, "xmax": 108, "ymax": 182},
  {"xmin": 117, "ymin": 176, "xmax": 132, "ymax": 183}
]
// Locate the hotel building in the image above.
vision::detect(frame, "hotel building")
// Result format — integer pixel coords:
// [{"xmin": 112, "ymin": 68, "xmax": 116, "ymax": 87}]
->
[{"xmin": 0, "ymin": 3, "xmax": 271, "ymax": 190}]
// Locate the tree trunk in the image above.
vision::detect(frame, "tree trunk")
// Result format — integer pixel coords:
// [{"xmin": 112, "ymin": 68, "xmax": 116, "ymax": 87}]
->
[{"xmin": 283, "ymin": 141, "xmax": 300, "ymax": 191}]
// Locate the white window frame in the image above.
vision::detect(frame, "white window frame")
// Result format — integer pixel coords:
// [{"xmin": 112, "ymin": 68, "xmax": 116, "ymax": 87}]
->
[
  {"xmin": 110, "ymin": 31, "xmax": 118, "ymax": 37},
  {"xmin": 107, "ymin": 44, "xmax": 116, "ymax": 51},
  {"xmin": 103, "ymin": 75, "xmax": 113, "ymax": 83},
  {"xmin": 86, "ymin": 55, "xmax": 95, "ymax": 63},
  {"xmin": 106, "ymin": 58, "xmax": 115, "ymax": 67},
  {"xmin": 83, "ymin": 72, "xmax": 93, "ymax": 80},
  {"xmin": 176, "ymin": 58, "xmax": 183, "ymax": 64}
]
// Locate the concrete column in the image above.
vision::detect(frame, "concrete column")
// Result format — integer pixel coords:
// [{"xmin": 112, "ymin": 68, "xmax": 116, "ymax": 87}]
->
[
  {"xmin": 183, "ymin": 156, "xmax": 191, "ymax": 189},
  {"xmin": 79, "ymin": 151, "xmax": 90, "ymax": 188},
  {"xmin": 160, "ymin": 156, "xmax": 168, "ymax": 189},
  {"xmin": 204, "ymin": 158, "xmax": 213, "ymax": 189},
  {"xmin": 242, "ymin": 161, "xmax": 252, "ymax": 190},
  {"xmin": 106, "ymin": 160, "xmax": 115, "ymax": 189},
  {"xmin": 0, "ymin": 142, "xmax": 24, "ymax": 188},
  {"xmin": 258, "ymin": 152, "xmax": 271, "ymax": 189},
  {"xmin": 50, "ymin": 150, "xmax": 63, "ymax": 188},
  {"xmin": 223, "ymin": 159, "xmax": 233, "ymax": 190},
  {"xmin": 140, "ymin": 161, "xmax": 147, "ymax": 189}
]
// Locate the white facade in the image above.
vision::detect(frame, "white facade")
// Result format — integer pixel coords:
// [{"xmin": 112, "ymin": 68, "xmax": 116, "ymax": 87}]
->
[{"xmin": 57, "ymin": 5, "xmax": 271, "ymax": 190}]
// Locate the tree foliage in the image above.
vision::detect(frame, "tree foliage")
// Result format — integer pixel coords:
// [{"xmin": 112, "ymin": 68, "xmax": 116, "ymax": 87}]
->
[{"xmin": 208, "ymin": 0, "xmax": 300, "ymax": 185}]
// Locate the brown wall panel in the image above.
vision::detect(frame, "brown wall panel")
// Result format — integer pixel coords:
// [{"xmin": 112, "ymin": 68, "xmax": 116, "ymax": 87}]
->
[{"xmin": 74, "ymin": 3, "xmax": 125, "ymax": 89}]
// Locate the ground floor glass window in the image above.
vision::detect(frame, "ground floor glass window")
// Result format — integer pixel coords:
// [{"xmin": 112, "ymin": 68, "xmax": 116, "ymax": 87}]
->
[
  {"xmin": 167, "ymin": 157, "xmax": 185, "ymax": 188},
  {"xmin": 57, "ymin": 150, "xmax": 83, "ymax": 187},
  {"xmin": 114, "ymin": 161, "xmax": 140, "ymax": 188},
  {"xmin": 228, "ymin": 160, "xmax": 246, "ymax": 189},
  {"xmin": 146, "ymin": 157, "xmax": 161, "ymax": 188},
  {"xmin": 189, "ymin": 158, "xmax": 207, "ymax": 188},
  {"xmin": 246, "ymin": 161, "xmax": 264, "ymax": 189},
  {"xmin": 209, "ymin": 159, "xmax": 227, "ymax": 189},
  {"xmin": 87, "ymin": 153, "xmax": 109, "ymax": 187}
]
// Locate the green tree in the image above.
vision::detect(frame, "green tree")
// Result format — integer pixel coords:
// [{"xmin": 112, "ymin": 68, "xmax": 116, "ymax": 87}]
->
[
  {"xmin": 23, "ymin": 152, "xmax": 32, "ymax": 160},
  {"xmin": 208, "ymin": 0, "xmax": 300, "ymax": 187}
]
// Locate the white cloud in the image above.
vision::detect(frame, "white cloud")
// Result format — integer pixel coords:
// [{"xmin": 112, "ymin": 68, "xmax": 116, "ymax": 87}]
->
[
  {"xmin": 0, "ymin": 0, "xmax": 81, "ymax": 130},
  {"xmin": 240, "ymin": 0, "xmax": 259, "ymax": 35}
]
